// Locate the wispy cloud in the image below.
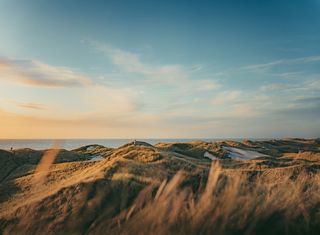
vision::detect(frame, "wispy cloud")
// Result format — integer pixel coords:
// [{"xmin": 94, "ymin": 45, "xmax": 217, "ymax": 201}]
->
[
  {"xmin": 89, "ymin": 41, "xmax": 220, "ymax": 91},
  {"xmin": 243, "ymin": 60, "xmax": 284, "ymax": 72},
  {"xmin": 91, "ymin": 41, "xmax": 188, "ymax": 80},
  {"xmin": 15, "ymin": 102, "xmax": 45, "ymax": 110},
  {"xmin": 260, "ymin": 83, "xmax": 292, "ymax": 91},
  {"xmin": 242, "ymin": 55, "xmax": 320, "ymax": 73},
  {"xmin": 260, "ymin": 79, "xmax": 320, "ymax": 92},
  {"xmin": 211, "ymin": 90, "xmax": 242, "ymax": 105},
  {"xmin": 0, "ymin": 57, "xmax": 92, "ymax": 87}
]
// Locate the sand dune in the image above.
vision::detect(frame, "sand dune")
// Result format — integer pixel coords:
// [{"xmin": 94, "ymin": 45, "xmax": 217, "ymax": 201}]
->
[{"xmin": 0, "ymin": 139, "xmax": 319, "ymax": 235}]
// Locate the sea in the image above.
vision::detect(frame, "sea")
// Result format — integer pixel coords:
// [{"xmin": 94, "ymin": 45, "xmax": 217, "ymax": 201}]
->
[{"xmin": 0, "ymin": 138, "xmax": 250, "ymax": 150}]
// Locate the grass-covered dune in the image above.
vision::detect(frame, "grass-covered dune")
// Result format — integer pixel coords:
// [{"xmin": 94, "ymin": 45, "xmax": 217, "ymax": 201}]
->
[{"xmin": 0, "ymin": 139, "xmax": 319, "ymax": 235}]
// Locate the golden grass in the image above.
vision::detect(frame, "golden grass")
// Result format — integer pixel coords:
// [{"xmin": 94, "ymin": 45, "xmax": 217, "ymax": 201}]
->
[
  {"xmin": 0, "ymin": 140, "xmax": 319, "ymax": 235},
  {"xmin": 107, "ymin": 162, "xmax": 320, "ymax": 235},
  {"xmin": 32, "ymin": 147, "xmax": 60, "ymax": 186}
]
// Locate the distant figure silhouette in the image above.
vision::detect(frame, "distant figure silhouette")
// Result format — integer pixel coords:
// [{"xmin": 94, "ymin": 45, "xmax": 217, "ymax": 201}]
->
[
  {"xmin": 10, "ymin": 147, "xmax": 13, "ymax": 151},
  {"xmin": 133, "ymin": 140, "xmax": 136, "ymax": 146}
]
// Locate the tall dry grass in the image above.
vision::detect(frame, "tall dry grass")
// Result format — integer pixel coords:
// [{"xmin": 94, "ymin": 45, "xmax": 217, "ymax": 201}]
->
[
  {"xmin": 110, "ymin": 162, "xmax": 320, "ymax": 235},
  {"xmin": 1, "ymin": 144, "xmax": 319, "ymax": 235},
  {"xmin": 32, "ymin": 141, "xmax": 62, "ymax": 186}
]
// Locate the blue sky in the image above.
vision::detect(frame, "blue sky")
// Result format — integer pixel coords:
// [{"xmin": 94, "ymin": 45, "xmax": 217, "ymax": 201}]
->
[{"xmin": 0, "ymin": 0, "xmax": 319, "ymax": 138}]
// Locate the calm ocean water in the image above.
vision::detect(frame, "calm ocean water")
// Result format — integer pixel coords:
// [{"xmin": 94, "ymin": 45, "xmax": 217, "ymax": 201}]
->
[{"xmin": 0, "ymin": 138, "xmax": 248, "ymax": 150}]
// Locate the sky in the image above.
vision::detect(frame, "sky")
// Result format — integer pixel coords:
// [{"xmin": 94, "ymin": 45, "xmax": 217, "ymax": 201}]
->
[{"xmin": 0, "ymin": 0, "xmax": 319, "ymax": 139}]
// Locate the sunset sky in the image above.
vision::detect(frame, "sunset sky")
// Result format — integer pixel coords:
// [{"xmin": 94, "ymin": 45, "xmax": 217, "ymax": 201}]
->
[{"xmin": 0, "ymin": 0, "xmax": 319, "ymax": 138}]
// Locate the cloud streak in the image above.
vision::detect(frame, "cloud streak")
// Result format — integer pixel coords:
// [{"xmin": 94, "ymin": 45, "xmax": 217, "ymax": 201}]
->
[
  {"xmin": 92, "ymin": 42, "xmax": 187, "ymax": 80},
  {"xmin": 0, "ymin": 57, "xmax": 92, "ymax": 87},
  {"xmin": 90, "ymin": 41, "xmax": 220, "ymax": 91},
  {"xmin": 260, "ymin": 79, "xmax": 320, "ymax": 92},
  {"xmin": 242, "ymin": 55, "xmax": 320, "ymax": 73},
  {"xmin": 15, "ymin": 102, "xmax": 45, "ymax": 110}
]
